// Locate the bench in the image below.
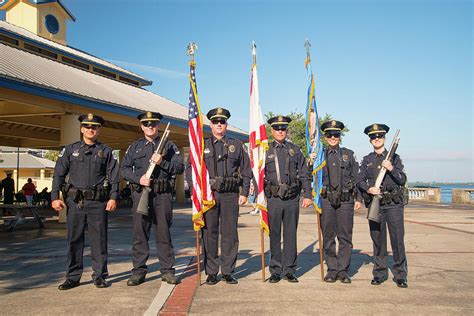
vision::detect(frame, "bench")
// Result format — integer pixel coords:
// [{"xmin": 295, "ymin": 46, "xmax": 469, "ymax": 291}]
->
[{"xmin": 0, "ymin": 204, "xmax": 46, "ymax": 232}]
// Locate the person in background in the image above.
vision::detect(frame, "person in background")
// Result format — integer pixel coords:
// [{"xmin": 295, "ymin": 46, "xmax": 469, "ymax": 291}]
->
[
  {"xmin": 22, "ymin": 178, "xmax": 36, "ymax": 205},
  {"xmin": 0, "ymin": 170, "xmax": 15, "ymax": 205}
]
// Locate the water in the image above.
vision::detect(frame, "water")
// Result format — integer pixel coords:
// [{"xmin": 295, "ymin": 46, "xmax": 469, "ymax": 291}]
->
[{"xmin": 439, "ymin": 184, "xmax": 474, "ymax": 203}]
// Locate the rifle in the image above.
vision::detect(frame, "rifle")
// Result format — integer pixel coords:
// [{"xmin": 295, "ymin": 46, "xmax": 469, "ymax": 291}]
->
[
  {"xmin": 136, "ymin": 122, "xmax": 171, "ymax": 215},
  {"xmin": 367, "ymin": 129, "xmax": 400, "ymax": 223}
]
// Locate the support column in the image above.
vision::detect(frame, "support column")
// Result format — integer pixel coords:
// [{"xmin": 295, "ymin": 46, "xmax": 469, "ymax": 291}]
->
[
  {"xmin": 40, "ymin": 169, "xmax": 45, "ymax": 180},
  {"xmin": 58, "ymin": 114, "xmax": 80, "ymax": 223},
  {"xmin": 175, "ymin": 147, "xmax": 189, "ymax": 204}
]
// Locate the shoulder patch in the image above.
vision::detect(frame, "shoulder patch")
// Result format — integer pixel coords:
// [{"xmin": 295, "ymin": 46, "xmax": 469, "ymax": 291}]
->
[{"xmin": 58, "ymin": 147, "xmax": 65, "ymax": 157}]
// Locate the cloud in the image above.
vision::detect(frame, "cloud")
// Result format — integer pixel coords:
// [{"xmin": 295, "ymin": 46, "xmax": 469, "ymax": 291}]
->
[{"xmin": 107, "ymin": 59, "xmax": 187, "ymax": 79}]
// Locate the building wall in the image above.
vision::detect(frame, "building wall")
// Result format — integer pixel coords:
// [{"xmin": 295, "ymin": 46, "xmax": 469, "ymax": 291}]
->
[
  {"xmin": 6, "ymin": 0, "xmax": 38, "ymax": 34},
  {"xmin": 6, "ymin": 0, "xmax": 68, "ymax": 45},
  {"xmin": 36, "ymin": 2, "xmax": 67, "ymax": 45}
]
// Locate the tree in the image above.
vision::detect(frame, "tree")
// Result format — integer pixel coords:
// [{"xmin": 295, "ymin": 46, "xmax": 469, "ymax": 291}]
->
[
  {"xmin": 44, "ymin": 150, "xmax": 60, "ymax": 162},
  {"xmin": 264, "ymin": 110, "xmax": 349, "ymax": 158}
]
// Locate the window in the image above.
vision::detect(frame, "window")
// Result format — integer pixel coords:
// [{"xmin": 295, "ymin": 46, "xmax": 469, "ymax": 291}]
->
[
  {"xmin": 119, "ymin": 76, "xmax": 140, "ymax": 87},
  {"xmin": 62, "ymin": 56, "xmax": 89, "ymax": 70},
  {"xmin": 0, "ymin": 34, "xmax": 19, "ymax": 46},
  {"xmin": 93, "ymin": 67, "xmax": 116, "ymax": 79},
  {"xmin": 24, "ymin": 43, "xmax": 57, "ymax": 59}
]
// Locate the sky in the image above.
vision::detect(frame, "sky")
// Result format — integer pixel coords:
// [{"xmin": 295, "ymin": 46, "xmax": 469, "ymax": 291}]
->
[{"xmin": 1, "ymin": 0, "xmax": 472, "ymax": 182}]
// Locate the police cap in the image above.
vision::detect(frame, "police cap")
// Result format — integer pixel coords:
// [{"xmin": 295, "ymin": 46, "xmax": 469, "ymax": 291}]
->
[
  {"xmin": 267, "ymin": 115, "xmax": 292, "ymax": 129},
  {"xmin": 364, "ymin": 123, "xmax": 390, "ymax": 135},
  {"xmin": 207, "ymin": 107, "xmax": 231, "ymax": 121},
  {"xmin": 321, "ymin": 120, "xmax": 345, "ymax": 134},
  {"xmin": 78, "ymin": 113, "xmax": 105, "ymax": 126},
  {"xmin": 137, "ymin": 111, "xmax": 163, "ymax": 122}
]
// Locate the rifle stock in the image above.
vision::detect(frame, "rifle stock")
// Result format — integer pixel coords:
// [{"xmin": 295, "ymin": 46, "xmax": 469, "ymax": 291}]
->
[
  {"xmin": 366, "ymin": 129, "xmax": 400, "ymax": 223},
  {"xmin": 136, "ymin": 123, "xmax": 171, "ymax": 216}
]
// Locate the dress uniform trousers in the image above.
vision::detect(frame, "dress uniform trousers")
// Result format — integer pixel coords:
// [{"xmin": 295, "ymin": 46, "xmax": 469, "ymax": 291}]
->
[
  {"xmin": 131, "ymin": 191, "xmax": 175, "ymax": 276},
  {"xmin": 369, "ymin": 203, "xmax": 407, "ymax": 280},
  {"xmin": 321, "ymin": 199, "xmax": 354, "ymax": 278},
  {"xmin": 268, "ymin": 195, "xmax": 300, "ymax": 276},
  {"xmin": 66, "ymin": 198, "xmax": 108, "ymax": 282},
  {"xmin": 202, "ymin": 191, "xmax": 239, "ymax": 275}
]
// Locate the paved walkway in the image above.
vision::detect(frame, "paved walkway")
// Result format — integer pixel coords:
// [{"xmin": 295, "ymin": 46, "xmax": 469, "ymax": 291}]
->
[{"xmin": 0, "ymin": 202, "xmax": 473, "ymax": 315}]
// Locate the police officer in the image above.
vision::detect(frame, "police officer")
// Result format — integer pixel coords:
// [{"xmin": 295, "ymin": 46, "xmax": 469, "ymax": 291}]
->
[
  {"xmin": 357, "ymin": 124, "xmax": 408, "ymax": 288},
  {"xmin": 187, "ymin": 107, "xmax": 251, "ymax": 285},
  {"xmin": 0, "ymin": 170, "xmax": 15, "ymax": 204},
  {"xmin": 121, "ymin": 111, "xmax": 184, "ymax": 286},
  {"xmin": 315, "ymin": 120, "xmax": 361, "ymax": 284},
  {"xmin": 265, "ymin": 116, "xmax": 312, "ymax": 283},
  {"xmin": 52, "ymin": 113, "xmax": 119, "ymax": 290}
]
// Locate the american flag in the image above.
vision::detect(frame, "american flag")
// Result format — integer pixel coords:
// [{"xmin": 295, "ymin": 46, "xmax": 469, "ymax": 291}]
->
[
  {"xmin": 188, "ymin": 60, "xmax": 215, "ymax": 231},
  {"xmin": 249, "ymin": 61, "xmax": 269, "ymax": 234}
]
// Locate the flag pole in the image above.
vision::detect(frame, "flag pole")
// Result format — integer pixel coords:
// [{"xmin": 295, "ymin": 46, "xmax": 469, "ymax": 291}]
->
[
  {"xmin": 187, "ymin": 42, "xmax": 202, "ymax": 286},
  {"xmin": 316, "ymin": 209, "xmax": 324, "ymax": 281},
  {"xmin": 252, "ymin": 41, "xmax": 266, "ymax": 282},
  {"xmin": 305, "ymin": 39, "xmax": 325, "ymax": 282},
  {"xmin": 196, "ymin": 231, "xmax": 201, "ymax": 285}
]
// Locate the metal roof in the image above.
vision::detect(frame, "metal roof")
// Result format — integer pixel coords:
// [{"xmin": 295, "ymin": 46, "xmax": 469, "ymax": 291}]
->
[
  {"xmin": 0, "ymin": 21, "xmax": 151, "ymax": 85},
  {"xmin": 0, "ymin": 42, "xmax": 247, "ymax": 137},
  {"xmin": 0, "ymin": 152, "xmax": 56, "ymax": 169}
]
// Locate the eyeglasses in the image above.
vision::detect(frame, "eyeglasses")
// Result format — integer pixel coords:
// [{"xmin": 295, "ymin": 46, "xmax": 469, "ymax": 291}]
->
[
  {"xmin": 272, "ymin": 126, "xmax": 288, "ymax": 131},
  {"xmin": 211, "ymin": 119, "xmax": 227, "ymax": 125},
  {"xmin": 324, "ymin": 133, "xmax": 341, "ymax": 139},
  {"xmin": 82, "ymin": 124, "xmax": 99, "ymax": 130},
  {"xmin": 142, "ymin": 121, "xmax": 159, "ymax": 128},
  {"xmin": 369, "ymin": 133, "xmax": 385, "ymax": 140}
]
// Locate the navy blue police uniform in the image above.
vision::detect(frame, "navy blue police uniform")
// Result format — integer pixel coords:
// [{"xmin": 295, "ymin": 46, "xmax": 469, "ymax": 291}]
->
[
  {"xmin": 52, "ymin": 114, "xmax": 119, "ymax": 290},
  {"xmin": 121, "ymin": 111, "xmax": 184, "ymax": 285},
  {"xmin": 186, "ymin": 107, "xmax": 252, "ymax": 285},
  {"xmin": 1, "ymin": 172, "xmax": 15, "ymax": 204},
  {"xmin": 265, "ymin": 116, "xmax": 312, "ymax": 283},
  {"xmin": 319, "ymin": 120, "xmax": 361, "ymax": 283},
  {"xmin": 357, "ymin": 123, "xmax": 408, "ymax": 288}
]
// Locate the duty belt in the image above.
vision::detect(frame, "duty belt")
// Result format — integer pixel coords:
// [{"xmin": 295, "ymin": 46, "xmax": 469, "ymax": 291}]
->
[{"xmin": 130, "ymin": 179, "xmax": 173, "ymax": 194}]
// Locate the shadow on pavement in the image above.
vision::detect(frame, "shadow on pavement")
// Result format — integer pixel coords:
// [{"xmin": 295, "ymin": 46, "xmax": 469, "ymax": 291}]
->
[{"xmin": 0, "ymin": 205, "xmax": 197, "ymax": 295}]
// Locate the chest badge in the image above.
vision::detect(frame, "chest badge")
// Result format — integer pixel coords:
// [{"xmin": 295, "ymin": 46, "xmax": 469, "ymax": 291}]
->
[
  {"xmin": 204, "ymin": 148, "xmax": 210, "ymax": 154},
  {"xmin": 289, "ymin": 148, "xmax": 295, "ymax": 156},
  {"xmin": 98, "ymin": 150, "xmax": 104, "ymax": 158},
  {"xmin": 367, "ymin": 162, "xmax": 373, "ymax": 167},
  {"xmin": 342, "ymin": 154, "xmax": 349, "ymax": 162},
  {"xmin": 268, "ymin": 154, "xmax": 275, "ymax": 159},
  {"xmin": 228, "ymin": 144, "xmax": 236, "ymax": 153},
  {"xmin": 72, "ymin": 150, "xmax": 80, "ymax": 157}
]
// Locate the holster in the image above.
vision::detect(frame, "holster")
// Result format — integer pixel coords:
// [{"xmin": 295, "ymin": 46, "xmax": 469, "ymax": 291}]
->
[
  {"xmin": 362, "ymin": 191, "xmax": 373, "ymax": 208},
  {"xmin": 61, "ymin": 183, "xmax": 72, "ymax": 199},
  {"xmin": 327, "ymin": 190, "xmax": 341, "ymax": 208},
  {"xmin": 210, "ymin": 177, "xmax": 225, "ymax": 192},
  {"xmin": 130, "ymin": 183, "xmax": 142, "ymax": 193}
]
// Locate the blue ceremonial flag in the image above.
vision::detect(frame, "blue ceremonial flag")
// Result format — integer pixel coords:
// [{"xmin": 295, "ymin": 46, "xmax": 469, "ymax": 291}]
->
[{"xmin": 305, "ymin": 60, "xmax": 326, "ymax": 214}]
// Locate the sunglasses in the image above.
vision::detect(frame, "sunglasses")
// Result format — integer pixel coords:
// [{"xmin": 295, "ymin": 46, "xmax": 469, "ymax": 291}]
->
[
  {"xmin": 369, "ymin": 133, "xmax": 385, "ymax": 140},
  {"xmin": 211, "ymin": 119, "xmax": 227, "ymax": 125},
  {"xmin": 82, "ymin": 124, "xmax": 99, "ymax": 130},
  {"xmin": 272, "ymin": 126, "xmax": 288, "ymax": 131},
  {"xmin": 325, "ymin": 133, "xmax": 341, "ymax": 139},
  {"xmin": 142, "ymin": 121, "xmax": 159, "ymax": 128}
]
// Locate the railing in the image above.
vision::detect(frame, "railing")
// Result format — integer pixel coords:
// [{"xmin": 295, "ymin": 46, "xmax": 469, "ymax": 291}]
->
[
  {"xmin": 452, "ymin": 189, "xmax": 474, "ymax": 204},
  {"xmin": 407, "ymin": 187, "xmax": 441, "ymax": 203}
]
